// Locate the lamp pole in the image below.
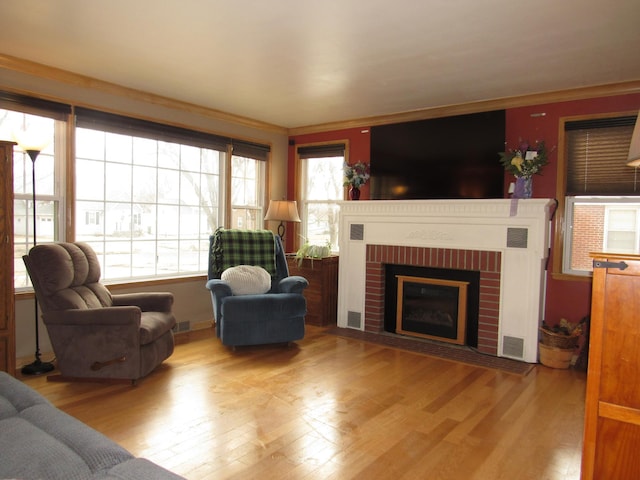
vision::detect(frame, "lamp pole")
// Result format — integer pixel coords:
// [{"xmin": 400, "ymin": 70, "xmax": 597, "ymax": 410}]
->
[{"xmin": 21, "ymin": 148, "xmax": 55, "ymax": 375}]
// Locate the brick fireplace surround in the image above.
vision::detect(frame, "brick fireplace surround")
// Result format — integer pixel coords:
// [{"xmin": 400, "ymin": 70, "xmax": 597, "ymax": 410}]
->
[
  {"xmin": 337, "ymin": 199, "xmax": 554, "ymax": 363},
  {"xmin": 365, "ymin": 245, "xmax": 501, "ymax": 356}
]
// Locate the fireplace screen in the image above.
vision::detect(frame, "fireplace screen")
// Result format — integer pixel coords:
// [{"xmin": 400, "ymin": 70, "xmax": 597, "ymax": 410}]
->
[{"xmin": 396, "ymin": 275, "xmax": 469, "ymax": 345}]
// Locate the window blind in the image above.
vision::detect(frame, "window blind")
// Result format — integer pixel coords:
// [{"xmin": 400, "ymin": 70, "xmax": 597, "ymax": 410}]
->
[
  {"xmin": 232, "ymin": 139, "xmax": 270, "ymax": 161},
  {"xmin": 0, "ymin": 91, "xmax": 72, "ymax": 120},
  {"xmin": 566, "ymin": 116, "xmax": 637, "ymax": 195},
  {"xmin": 75, "ymin": 107, "xmax": 231, "ymax": 151},
  {"xmin": 297, "ymin": 143, "xmax": 345, "ymax": 159}
]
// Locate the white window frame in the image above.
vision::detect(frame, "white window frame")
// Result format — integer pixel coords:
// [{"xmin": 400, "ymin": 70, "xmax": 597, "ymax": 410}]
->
[
  {"xmin": 563, "ymin": 196, "xmax": 640, "ymax": 276},
  {"xmin": 74, "ymin": 126, "xmax": 227, "ymax": 281},
  {"xmin": 0, "ymin": 109, "xmax": 67, "ymax": 290},
  {"xmin": 230, "ymin": 153, "xmax": 266, "ymax": 230},
  {"xmin": 298, "ymin": 150, "xmax": 346, "ymax": 253}
]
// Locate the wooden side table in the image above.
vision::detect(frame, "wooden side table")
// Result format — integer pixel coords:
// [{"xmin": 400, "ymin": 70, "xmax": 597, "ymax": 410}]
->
[{"xmin": 287, "ymin": 255, "xmax": 338, "ymax": 326}]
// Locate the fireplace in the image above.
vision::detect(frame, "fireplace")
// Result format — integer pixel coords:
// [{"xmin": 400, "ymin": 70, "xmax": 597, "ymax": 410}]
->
[
  {"xmin": 385, "ymin": 264, "xmax": 480, "ymax": 347},
  {"xmin": 397, "ymin": 275, "xmax": 468, "ymax": 343},
  {"xmin": 336, "ymin": 199, "xmax": 553, "ymax": 363}
]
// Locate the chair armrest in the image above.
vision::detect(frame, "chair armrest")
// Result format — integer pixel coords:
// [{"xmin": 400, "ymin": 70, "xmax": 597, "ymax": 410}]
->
[
  {"xmin": 112, "ymin": 292, "xmax": 174, "ymax": 312},
  {"xmin": 278, "ymin": 275, "xmax": 308, "ymax": 294},
  {"xmin": 43, "ymin": 306, "xmax": 141, "ymax": 327},
  {"xmin": 205, "ymin": 279, "xmax": 233, "ymax": 297}
]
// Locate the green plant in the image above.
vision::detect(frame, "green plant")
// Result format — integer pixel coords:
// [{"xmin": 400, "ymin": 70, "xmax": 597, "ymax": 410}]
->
[
  {"xmin": 295, "ymin": 240, "xmax": 331, "ymax": 266},
  {"xmin": 499, "ymin": 140, "xmax": 548, "ymax": 178}
]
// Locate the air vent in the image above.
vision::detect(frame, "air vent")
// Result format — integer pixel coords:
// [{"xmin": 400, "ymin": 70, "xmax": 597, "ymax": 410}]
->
[
  {"xmin": 506, "ymin": 227, "xmax": 528, "ymax": 248},
  {"xmin": 173, "ymin": 321, "xmax": 190, "ymax": 333},
  {"xmin": 502, "ymin": 335, "xmax": 525, "ymax": 359},
  {"xmin": 350, "ymin": 224, "xmax": 364, "ymax": 241},
  {"xmin": 347, "ymin": 311, "xmax": 362, "ymax": 329}
]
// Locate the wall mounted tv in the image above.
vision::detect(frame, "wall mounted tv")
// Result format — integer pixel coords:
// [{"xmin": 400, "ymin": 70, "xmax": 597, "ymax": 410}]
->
[{"xmin": 370, "ymin": 110, "xmax": 506, "ymax": 200}]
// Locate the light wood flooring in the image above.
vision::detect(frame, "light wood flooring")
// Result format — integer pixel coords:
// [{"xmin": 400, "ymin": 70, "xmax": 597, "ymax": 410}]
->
[{"xmin": 20, "ymin": 325, "xmax": 587, "ymax": 480}]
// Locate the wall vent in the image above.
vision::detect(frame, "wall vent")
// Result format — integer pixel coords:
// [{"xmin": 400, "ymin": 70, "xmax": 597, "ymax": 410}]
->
[
  {"xmin": 502, "ymin": 335, "xmax": 525, "ymax": 359},
  {"xmin": 506, "ymin": 227, "xmax": 528, "ymax": 248},
  {"xmin": 347, "ymin": 311, "xmax": 362, "ymax": 329},
  {"xmin": 173, "ymin": 321, "xmax": 191, "ymax": 333},
  {"xmin": 350, "ymin": 224, "xmax": 364, "ymax": 241}
]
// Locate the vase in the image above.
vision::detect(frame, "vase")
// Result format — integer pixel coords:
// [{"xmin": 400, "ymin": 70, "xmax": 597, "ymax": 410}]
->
[
  {"xmin": 349, "ymin": 186, "xmax": 361, "ymax": 200},
  {"xmin": 513, "ymin": 176, "xmax": 532, "ymax": 199}
]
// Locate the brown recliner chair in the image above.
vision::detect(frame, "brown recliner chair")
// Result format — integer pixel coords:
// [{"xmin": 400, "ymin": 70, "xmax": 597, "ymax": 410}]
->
[{"xmin": 23, "ymin": 242, "xmax": 176, "ymax": 383}]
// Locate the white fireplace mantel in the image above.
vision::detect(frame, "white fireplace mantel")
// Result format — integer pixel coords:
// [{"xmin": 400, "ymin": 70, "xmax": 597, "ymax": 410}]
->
[{"xmin": 337, "ymin": 199, "xmax": 554, "ymax": 363}]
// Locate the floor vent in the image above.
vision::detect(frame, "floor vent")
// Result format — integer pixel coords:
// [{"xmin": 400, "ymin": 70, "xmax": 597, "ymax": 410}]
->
[
  {"xmin": 347, "ymin": 311, "xmax": 362, "ymax": 329},
  {"xmin": 502, "ymin": 335, "xmax": 525, "ymax": 359},
  {"xmin": 173, "ymin": 321, "xmax": 191, "ymax": 333}
]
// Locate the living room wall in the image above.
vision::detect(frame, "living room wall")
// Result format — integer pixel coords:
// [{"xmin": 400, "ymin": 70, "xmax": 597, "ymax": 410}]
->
[{"xmin": 288, "ymin": 92, "xmax": 640, "ymax": 328}]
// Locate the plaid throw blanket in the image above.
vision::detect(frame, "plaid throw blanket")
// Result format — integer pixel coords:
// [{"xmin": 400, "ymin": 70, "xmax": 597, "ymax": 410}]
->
[{"xmin": 211, "ymin": 228, "xmax": 277, "ymax": 278}]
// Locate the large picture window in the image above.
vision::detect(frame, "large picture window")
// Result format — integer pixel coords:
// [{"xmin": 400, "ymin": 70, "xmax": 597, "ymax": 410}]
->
[
  {"xmin": 74, "ymin": 126, "xmax": 225, "ymax": 280},
  {"xmin": 1, "ymin": 93, "xmax": 269, "ymax": 288}
]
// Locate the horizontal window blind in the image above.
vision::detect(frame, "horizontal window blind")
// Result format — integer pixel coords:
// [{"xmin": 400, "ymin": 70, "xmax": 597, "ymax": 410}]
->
[
  {"xmin": 297, "ymin": 143, "xmax": 345, "ymax": 159},
  {"xmin": 232, "ymin": 140, "xmax": 270, "ymax": 161},
  {"xmin": 75, "ymin": 107, "xmax": 231, "ymax": 151},
  {"xmin": 566, "ymin": 116, "xmax": 637, "ymax": 195},
  {"xmin": 0, "ymin": 91, "xmax": 72, "ymax": 119}
]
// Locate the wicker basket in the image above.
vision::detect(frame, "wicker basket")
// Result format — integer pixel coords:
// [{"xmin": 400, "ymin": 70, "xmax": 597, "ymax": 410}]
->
[
  {"xmin": 539, "ymin": 343, "xmax": 574, "ymax": 369},
  {"xmin": 539, "ymin": 327, "xmax": 579, "ymax": 349}
]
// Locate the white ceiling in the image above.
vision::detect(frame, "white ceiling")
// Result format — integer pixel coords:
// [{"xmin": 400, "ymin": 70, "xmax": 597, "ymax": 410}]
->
[{"xmin": 2, "ymin": 0, "xmax": 640, "ymax": 129}]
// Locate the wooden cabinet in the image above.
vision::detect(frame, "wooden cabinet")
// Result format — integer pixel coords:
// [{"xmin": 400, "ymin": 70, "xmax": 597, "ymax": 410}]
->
[
  {"xmin": 581, "ymin": 253, "xmax": 640, "ymax": 479},
  {"xmin": 287, "ymin": 255, "xmax": 338, "ymax": 326},
  {"xmin": 0, "ymin": 141, "xmax": 16, "ymax": 375}
]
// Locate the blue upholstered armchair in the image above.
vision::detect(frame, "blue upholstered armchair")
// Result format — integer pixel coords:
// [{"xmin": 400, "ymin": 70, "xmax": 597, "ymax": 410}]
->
[{"xmin": 205, "ymin": 229, "xmax": 308, "ymax": 347}]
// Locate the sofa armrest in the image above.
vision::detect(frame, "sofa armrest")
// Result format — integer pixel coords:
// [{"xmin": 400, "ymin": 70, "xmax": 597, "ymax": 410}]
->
[
  {"xmin": 112, "ymin": 292, "xmax": 174, "ymax": 312},
  {"xmin": 44, "ymin": 306, "xmax": 141, "ymax": 327},
  {"xmin": 277, "ymin": 275, "xmax": 308, "ymax": 294}
]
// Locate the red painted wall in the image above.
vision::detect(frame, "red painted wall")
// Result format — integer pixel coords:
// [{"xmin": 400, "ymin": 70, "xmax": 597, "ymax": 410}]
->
[
  {"xmin": 287, "ymin": 127, "xmax": 371, "ymax": 246},
  {"xmin": 288, "ymin": 93, "xmax": 640, "ymax": 326}
]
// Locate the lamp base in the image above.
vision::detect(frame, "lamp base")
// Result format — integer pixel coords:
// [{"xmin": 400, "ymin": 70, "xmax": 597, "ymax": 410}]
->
[{"xmin": 21, "ymin": 358, "xmax": 55, "ymax": 376}]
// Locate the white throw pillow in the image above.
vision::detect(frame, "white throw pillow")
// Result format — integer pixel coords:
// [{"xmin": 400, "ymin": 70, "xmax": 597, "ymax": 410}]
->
[{"xmin": 221, "ymin": 265, "xmax": 272, "ymax": 295}]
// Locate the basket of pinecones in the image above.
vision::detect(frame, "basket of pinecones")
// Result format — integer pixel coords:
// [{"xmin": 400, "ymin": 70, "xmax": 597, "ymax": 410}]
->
[{"xmin": 539, "ymin": 319, "xmax": 582, "ymax": 349}]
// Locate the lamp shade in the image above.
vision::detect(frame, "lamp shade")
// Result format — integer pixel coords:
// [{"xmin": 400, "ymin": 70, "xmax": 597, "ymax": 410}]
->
[
  {"xmin": 627, "ymin": 113, "xmax": 640, "ymax": 167},
  {"xmin": 12, "ymin": 130, "xmax": 50, "ymax": 154},
  {"xmin": 264, "ymin": 200, "xmax": 301, "ymax": 223}
]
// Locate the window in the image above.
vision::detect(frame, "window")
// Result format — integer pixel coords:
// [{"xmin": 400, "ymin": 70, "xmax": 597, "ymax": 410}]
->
[
  {"xmin": 560, "ymin": 115, "xmax": 639, "ymax": 276},
  {"xmin": 230, "ymin": 154, "xmax": 265, "ymax": 230},
  {"xmin": 297, "ymin": 143, "xmax": 346, "ymax": 252},
  {"xmin": 74, "ymin": 127, "xmax": 225, "ymax": 280},
  {"xmin": 0, "ymin": 94, "xmax": 69, "ymax": 288},
  {"xmin": 1, "ymin": 92, "xmax": 269, "ymax": 287}
]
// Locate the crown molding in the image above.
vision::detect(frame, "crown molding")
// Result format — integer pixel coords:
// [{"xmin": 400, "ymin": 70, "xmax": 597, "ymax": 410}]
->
[
  {"xmin": 3, "ymin": 53, "xmax": 638, "ymax": 138},
  {"xmin": 289, "ymin": 80, "xmax": 640, "ymax": 136},
  {"xmin": 0, "ymin": 53, "xmax": 288, "ymax": 135}
]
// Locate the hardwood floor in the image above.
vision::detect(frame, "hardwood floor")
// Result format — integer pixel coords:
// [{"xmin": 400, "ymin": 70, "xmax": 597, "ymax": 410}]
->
[{"xmin": 20, "ymin": 325, "xmax": 587, "ymax": 480}]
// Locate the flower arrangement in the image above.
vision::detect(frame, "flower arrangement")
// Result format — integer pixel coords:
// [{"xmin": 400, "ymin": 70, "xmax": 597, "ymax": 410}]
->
[
  {"xmin": 343, "ymin": 161, "xmax": 370, "ymax": 188},
  {"xmin": 499, "ymin": 140, "xmax": 548, "ymax": 178}
]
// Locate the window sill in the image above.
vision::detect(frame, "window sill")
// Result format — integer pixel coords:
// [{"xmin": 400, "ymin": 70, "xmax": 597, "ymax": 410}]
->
[
  {"xmin": 14, "ymin": 273, "xmax": 207, "ymax": 299},
  {"xmin": 550, "ymin": 272, "xmax": 593, "ymax": 282}
]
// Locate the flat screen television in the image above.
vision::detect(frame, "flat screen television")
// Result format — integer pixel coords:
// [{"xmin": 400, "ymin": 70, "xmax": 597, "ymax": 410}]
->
[{"xmin": 370, "ymin": 110, "xmax": 506, "ymax": 200}]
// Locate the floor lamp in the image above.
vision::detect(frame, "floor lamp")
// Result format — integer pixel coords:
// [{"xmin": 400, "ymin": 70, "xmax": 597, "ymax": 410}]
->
[{"xmin": 19, "ymin": 144, "xmax": 55, "ymax": 375}]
